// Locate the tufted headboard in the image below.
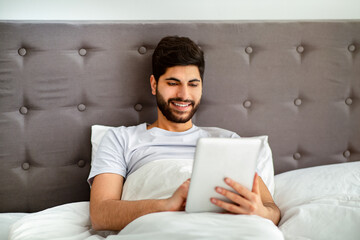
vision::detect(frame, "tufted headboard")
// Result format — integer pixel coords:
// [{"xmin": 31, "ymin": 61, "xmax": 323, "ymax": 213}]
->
[{"xmin": 0, "ymin": 21, "xmax": 359, "ymax": 213}]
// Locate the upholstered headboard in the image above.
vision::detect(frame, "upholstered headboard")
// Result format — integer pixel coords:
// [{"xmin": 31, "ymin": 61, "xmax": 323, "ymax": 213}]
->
[{"xmin": 0, "ymin": 21, "xmax": 359, "ymax": 213}]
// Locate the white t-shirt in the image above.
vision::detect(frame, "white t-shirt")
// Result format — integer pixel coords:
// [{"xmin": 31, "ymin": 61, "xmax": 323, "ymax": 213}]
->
[
  {"xmin": 88, "ymin": 123, "xmax": 274, "ymax": 194},
  {"xmin": 88, "ymin": 123, "xmax": 238, "ymax": 183}
]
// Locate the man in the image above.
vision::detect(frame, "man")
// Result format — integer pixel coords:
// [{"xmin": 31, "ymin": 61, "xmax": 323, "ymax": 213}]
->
[{"xmin": 88, "ymin": 36, "xmax": 281, "ymax": 231}]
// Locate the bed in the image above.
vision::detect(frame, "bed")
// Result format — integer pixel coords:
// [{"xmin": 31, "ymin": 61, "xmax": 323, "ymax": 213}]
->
[{"xmin": 0, "ymin": 20, "xmax": 359, "ymax": 240}]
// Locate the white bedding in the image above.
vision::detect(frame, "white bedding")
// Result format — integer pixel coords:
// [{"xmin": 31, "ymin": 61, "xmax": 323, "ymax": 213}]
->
[
  {"xmin": 7, "ymin": 203, "xmax": 282, "ymax": 240},
  {"xmin": 275, "ymin": 161, "xmax": 360, "ymax": 240},
  {"xmin": 110, "ymin": 212, "xmax": 283, "ymax": 240},
  {"xmin": 6, "ymin": 161, "xmax": 360, "ymax": 240},
  {"xmin": 0, "ymin": 213, "xmax": 27, "ymax": 240}
]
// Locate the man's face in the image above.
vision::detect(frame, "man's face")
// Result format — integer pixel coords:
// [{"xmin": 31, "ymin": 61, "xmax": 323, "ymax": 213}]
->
[{"xmin": 151, "ymin": 65, "xmax": 202, "ymax": 124}]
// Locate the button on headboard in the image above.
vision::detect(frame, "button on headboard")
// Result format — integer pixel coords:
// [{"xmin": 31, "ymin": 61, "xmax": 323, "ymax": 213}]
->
[{"xmin": 0, "ymin": 21, "xmax": 359, "ymax": 212}]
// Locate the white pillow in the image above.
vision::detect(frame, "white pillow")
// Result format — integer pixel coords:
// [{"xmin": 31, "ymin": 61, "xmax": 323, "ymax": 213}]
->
[
  {"xmin": 91, "ymin": 125, "xmax": 275, "ymax": 195},
  {"xmin": 274, "ymin": 162, "xmax": 360, "ymax": 240},
  {"xmin": 247, "ymin": 135, "xmax": 274, "ymax": 195},
  {"xmin": 0, "ymin": 213, "xmax": 27, "ymax": 240}
]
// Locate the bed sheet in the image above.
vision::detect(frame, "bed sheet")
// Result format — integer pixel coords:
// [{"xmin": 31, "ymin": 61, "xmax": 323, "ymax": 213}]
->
[
  {"xmin": 8, "ymin": 203, "xmax": 283, "ymax": 240},
  {"xmin": 7, "ymin": 161, "xmax": 360, "ymax": 240},
  {"xmin": 104, "ymin": 212, "xmax": 283, "ymax": 240}
]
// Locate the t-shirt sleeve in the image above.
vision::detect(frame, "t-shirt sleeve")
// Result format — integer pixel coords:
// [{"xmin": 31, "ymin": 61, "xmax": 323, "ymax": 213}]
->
[{"xmin": 87, "ymin": 128, "xmax": 127, "ymax": 186}]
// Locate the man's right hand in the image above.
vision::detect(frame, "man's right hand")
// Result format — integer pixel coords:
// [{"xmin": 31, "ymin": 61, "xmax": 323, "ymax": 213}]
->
[
  {"xmin": 90, "ymin": 175, "xmax": 191, "ymax": 231},
  {"xmin": 164, "ymin": 179, "xmax": 190, "ymax": 211}
]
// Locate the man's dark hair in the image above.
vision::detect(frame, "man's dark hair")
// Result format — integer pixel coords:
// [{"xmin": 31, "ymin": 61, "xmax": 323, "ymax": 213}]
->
[{"xmin": 152, "ymin": 36, "xmax": 205, "ymax": 82}]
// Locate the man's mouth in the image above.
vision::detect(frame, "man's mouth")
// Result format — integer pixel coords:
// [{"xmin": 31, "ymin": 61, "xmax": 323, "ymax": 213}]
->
[
  {"xmin": 173, "ymin": 102, "xmax": 191, "ymax": 107},
  {"xmin": 170, "ymin": 101, "xmax": 193, "ymax": 111}
]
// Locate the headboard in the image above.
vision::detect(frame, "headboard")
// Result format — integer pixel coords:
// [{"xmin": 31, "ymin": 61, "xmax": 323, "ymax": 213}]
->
[{"xmin": 0, "ymin": 21, "xmax": 359, "ymax": 213}]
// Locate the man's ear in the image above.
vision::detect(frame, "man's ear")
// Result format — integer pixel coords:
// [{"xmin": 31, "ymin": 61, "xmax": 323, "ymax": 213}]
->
[{"xmin": 150, "ymin": 75, "xmax": 157, "ymax": 96}]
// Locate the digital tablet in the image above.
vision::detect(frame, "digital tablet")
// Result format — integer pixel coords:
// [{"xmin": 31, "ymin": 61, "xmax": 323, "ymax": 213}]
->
[{"xmin": 185, "ymin": 137, "xmax": 262, "ymax": 213}]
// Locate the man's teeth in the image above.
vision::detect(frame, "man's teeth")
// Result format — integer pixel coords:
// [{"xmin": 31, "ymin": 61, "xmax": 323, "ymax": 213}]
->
[{"xmin": 173, "ymin": 102, "xmax": 190, "ymax": 107}]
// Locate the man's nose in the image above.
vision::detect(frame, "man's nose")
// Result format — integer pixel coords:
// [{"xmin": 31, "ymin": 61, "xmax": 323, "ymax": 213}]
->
[{"xmin": 176, "ymin": 85, "xmax": 190, "ymax": 100}]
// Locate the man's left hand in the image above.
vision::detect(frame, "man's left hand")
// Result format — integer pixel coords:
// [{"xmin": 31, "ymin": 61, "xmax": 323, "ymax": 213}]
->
[{"xmin": 210, "ymin": 173, "xmax": 269, "ymax": 218}]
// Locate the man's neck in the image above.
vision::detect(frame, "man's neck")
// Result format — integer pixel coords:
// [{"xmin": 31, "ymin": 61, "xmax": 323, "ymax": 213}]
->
[
  {"xmin": 147, "ymin": 114, "xmax": 193, "ymax": 132},
  {"xmin": 151, "ymin": 121, "xmax": 193, "ymax": 132}
]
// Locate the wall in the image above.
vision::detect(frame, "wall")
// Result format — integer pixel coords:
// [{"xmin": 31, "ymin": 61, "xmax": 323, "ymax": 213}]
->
[{"xmin": 0, "ymin": 0, "xmax": 359, "ymax": 20}]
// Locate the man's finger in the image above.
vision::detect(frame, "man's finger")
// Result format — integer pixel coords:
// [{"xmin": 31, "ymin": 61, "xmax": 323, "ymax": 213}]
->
[
  {"xmin": 210, "ymin": 198, "xmax": 245, "ymax": 214},
  {"xmin": 224, "ymin": 177, "xmax": 252, "ymax": 200},
  {"xmin": 252, "ymin": 173, "xmax": 260, "ymax": 195},
  {"xmin": 215, "ymin": 187, "xmax": 250, "ymax": 208}
]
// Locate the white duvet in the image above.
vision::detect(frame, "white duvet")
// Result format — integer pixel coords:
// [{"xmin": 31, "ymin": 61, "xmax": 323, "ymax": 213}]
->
[{"xmin": 7, "ymin": 161, "xmax": 360, "ymax": 240}]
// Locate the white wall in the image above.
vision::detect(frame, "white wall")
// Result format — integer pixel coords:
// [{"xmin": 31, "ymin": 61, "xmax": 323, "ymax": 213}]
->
[{"xmin": 0, "ymin": 0, "xmax": 359, "ymax": 20}]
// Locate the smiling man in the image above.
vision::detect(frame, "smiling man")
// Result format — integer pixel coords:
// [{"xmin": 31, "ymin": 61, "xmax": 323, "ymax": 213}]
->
[
  {"xmin": 149, "ymin": 64, "xmax": 202, "ymax": 131},
  {"xmin": 88, "ymin": 36, "xmax": 280, "ymax": 231}
]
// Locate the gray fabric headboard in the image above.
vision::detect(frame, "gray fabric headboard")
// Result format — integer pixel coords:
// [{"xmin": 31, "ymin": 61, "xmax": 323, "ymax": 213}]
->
[{"xmin": 0, "ymin": 21, "xmax": 359, "ymax": 213}]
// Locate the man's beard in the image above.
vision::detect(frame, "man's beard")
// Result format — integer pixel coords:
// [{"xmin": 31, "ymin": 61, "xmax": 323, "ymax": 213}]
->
[{"xmin": 156, "ymin": 89, "xmax": 200, "ymax": 124}]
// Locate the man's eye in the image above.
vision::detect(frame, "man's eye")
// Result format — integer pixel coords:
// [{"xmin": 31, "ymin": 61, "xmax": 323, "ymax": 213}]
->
[
  {"xmin": 189, "ymin": 83, "xmax": 198, "ymax": 87},
  {"xmin": 168, "ymin": 82, "xmax": 177, "ymax": 86}
]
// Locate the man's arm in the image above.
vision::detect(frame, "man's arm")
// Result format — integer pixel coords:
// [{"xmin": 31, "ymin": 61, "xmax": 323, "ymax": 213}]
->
[
  {"xmin": 90, "ymin": 173, "xmax": 190, "ymax": 231},
  {"xmin": 210, "ymin": 173, "xmax": 281, "ymax": 225}
]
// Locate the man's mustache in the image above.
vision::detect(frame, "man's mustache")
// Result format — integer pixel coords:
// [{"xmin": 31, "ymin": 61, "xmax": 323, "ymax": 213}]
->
[{"xmin": 168, "ymin": 98, "xmax": 195, "ymax": 105}]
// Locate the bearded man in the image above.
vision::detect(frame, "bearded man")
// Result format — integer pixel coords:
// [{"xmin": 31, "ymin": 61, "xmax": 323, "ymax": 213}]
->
[{"xmin": 88, "ymin": 36, "xmax": 280, "ymax": 231}]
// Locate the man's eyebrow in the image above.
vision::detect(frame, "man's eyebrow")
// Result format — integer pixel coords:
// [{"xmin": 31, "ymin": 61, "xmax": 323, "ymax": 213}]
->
[
  {"xmin": 165, "ymin": 77, "xmax": 181, "ymax": 82},
  {"xmin": 165, "ymin": 77, "xmax": 201, "ymax": 82},
  {"xmin": 189, "ymin": 79, "xmax": 201, "ymax": 82}
]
